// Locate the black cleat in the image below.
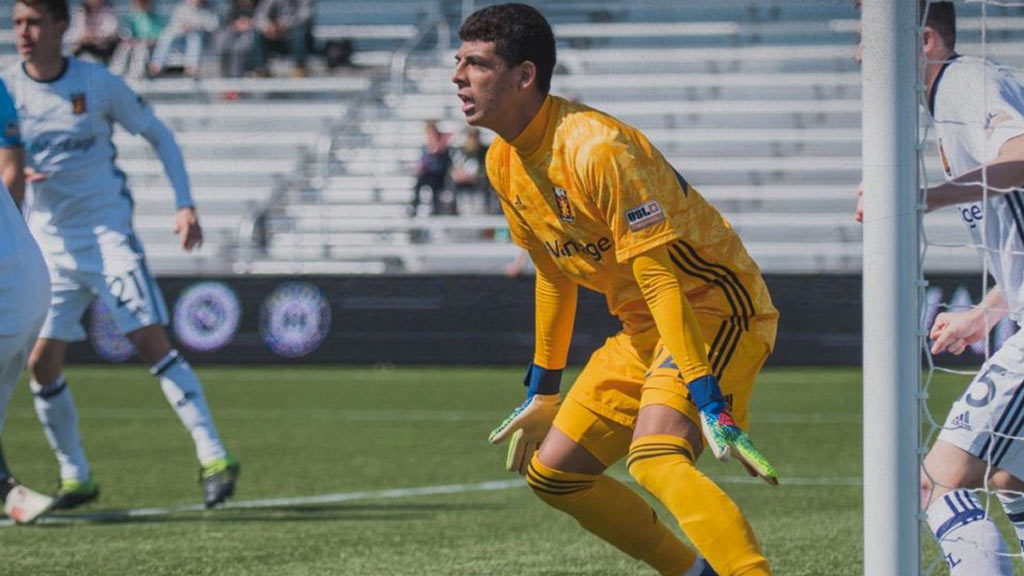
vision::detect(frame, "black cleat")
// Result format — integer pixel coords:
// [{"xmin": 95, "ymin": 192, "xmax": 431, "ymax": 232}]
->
[
  {"xmin": 51, "ymin": 477, "xmax": 100, "ymax": 510},
  {"xmin": 200, "ymin": 456, "xmax": 240, "ymax": 509},
  {"xmin": 0, "ymin": 476, "xmax": 16, "ymax": 502}
]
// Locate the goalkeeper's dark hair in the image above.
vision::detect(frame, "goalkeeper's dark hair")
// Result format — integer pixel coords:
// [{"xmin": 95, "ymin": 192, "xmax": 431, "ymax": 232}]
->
[
  {"xmin": 920, "ymin": 0, "xmax": 956, "ymax": 51},
  {"xmin": 458, "ymin": 3, "xmax": 556, "ymax": 95},
  {"xmin": 16, "ymin": 0, "xmax": 69, "ymax": 22}
]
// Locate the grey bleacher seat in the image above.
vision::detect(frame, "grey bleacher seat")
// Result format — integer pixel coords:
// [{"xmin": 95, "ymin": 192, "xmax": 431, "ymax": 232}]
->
[{"xmin": 9, "ymin": 1, "xmax": 1019, "ymax": 275}]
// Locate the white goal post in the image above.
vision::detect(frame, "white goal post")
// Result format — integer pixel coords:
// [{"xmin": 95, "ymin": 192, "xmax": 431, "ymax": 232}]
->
[{"xmin": 861, "ymin": 1, "xmax": 921, "ymax": 575}]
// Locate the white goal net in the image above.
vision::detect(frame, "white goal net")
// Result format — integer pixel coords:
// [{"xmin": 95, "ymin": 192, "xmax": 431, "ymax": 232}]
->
[{"xmin": 917, "ymin": 0, "xmax": 1024, "ymax": 573}]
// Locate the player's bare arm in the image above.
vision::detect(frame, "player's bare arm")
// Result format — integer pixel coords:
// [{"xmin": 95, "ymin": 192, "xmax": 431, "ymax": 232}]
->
[
  {"xmin": 930, "ymin": 287, "xmax": 1007, "ymax": 355},
  {"xmin": 0, "ymin": 146, "xmax": 24, "ymax": 207},
  {"xmin": 925, "ymin": 134, "xmax": 1024, "ymax": 211},
  {"xmin": 23, "ymin": 166, "xmax": 46, "ymax": 183},
  {"xmin": 174, "ymin": 206, "xmax": 203, "ymax": 251},
  {"xmin": 856, "ymin": 136, "xmax": 1024, "ymax": 221}
]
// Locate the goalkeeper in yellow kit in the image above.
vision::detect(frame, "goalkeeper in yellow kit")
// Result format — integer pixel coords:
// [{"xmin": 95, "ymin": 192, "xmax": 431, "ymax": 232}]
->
[{"xmin": 453, "ymin": 5, "xmax": 779, "ymax": 576}]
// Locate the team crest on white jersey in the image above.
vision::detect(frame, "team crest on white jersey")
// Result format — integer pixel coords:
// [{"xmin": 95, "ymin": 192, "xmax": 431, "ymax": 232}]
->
[
  {"xmin": 71, "ymin": 93, "xmax": 87, "ymax": 115},
  {"xmin": 553, "ymin": 187, "xmax": 574, "ymax": 222}
]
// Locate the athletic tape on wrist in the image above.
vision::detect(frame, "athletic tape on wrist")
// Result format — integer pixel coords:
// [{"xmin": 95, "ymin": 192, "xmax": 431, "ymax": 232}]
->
[
  {"xmin": 524, "ymin": 363, "xmax": 562, "ymax": 397},
  {"xmin": 686, "ymin": 374, "xmax": 725, "ymax": 412}
]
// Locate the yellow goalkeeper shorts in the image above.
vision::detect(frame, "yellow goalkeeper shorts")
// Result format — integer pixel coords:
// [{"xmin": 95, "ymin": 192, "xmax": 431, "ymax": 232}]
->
[{"xmin": 552, "ymin": 316, "xmax": 775, "ymax": 467}]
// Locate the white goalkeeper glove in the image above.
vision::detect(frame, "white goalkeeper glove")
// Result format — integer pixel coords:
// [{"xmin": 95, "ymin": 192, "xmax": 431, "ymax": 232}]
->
[
  {"xmin": 489, "ymin": 394, "xmax": 561, "ymax": 474},
  {"xmin": 488, "ymin": 363, "xmax": 563, "ymax": 475}
]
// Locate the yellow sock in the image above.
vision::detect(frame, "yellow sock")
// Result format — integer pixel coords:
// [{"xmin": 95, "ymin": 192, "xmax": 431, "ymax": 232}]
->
[
  {"xmin": 526, "ymin": 454, "xmax": 699, "ymax": 576},
  {"xmin": 627, "ymin": 435, "xmax": 771, "ymax": 576}
]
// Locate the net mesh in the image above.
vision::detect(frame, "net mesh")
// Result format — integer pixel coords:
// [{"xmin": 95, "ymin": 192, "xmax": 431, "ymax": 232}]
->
[{"xmin": 919, "ymin": 0, "xmax": 1024, "ymax": 572}]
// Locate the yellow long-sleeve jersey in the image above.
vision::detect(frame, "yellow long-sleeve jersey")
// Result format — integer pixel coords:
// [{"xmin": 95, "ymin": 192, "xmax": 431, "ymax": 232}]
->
[{"xmin": 487, "ymin": 95, "xmax": 778, "ymax": 354}]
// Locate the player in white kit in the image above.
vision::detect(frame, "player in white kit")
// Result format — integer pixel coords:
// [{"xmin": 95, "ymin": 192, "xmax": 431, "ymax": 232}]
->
[
  {"xmin": 8, "ymin": 0, "xmax": 239, "ymax": 509},
  {"xmin": 0, "ymin": 76, "xmax": 55, "ymax": 524},
  {"xmin": 858, "ymin": 2, "xmax": 1024, "ymax": 573}
]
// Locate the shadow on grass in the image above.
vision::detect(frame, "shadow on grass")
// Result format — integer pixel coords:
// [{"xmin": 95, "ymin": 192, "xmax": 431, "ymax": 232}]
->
[{"xmin": 26, "ymin": 501, "xmax": 507, "ymax": 527}]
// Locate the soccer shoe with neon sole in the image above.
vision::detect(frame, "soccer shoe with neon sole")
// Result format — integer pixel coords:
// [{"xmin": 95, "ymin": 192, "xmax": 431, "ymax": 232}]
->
[
  {"xmin": 51, "ymin": 477, "xmax": 100, "ymax": 510},
  {"xmin": 489, "ymin": 394, "xmax": 560, "ymax": 475},
  {"xmin": 2, "ymin": 478, "xmax": 53, "ymax": 525},
  {"xmin": 200, "ymin": 455, "xmax": 240, "ymax": 509},
  {"xmin": 700, "ymin": 410, "xmax": 779, "ymax": 486}
]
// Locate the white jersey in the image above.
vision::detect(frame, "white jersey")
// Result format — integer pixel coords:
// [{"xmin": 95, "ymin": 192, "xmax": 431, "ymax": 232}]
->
[
  {"xmin": 931, "ymin": 55, "xmax": 1024, "ymax": 322},
  {"xmin": 1, "ymin": 58, "xmax": 187, "ymax": 261}
]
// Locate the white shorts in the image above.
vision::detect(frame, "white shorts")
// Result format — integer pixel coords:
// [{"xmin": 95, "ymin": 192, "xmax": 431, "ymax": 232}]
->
[
  {"xmin": 39, "ymin": 232, "xmax": 169, "ymax": 342},
  {"xmin": 939, "ymin": 329, "xmax": 1024, "ymax": 480}
]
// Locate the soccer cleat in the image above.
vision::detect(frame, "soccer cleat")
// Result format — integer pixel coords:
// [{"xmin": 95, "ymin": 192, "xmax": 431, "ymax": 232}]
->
[
  {"xmin": 51, "ymin": 477, "xmax": 100, "ymax": 510},
  {"xmin": 489, "ymin": 394, "xmax": 561, "ymax": 475},
  {"xmin": 700, "ymin": 409, "xmax": 779, "ymax": 486},
  {"xmin": 2, "ymin": 478, "xmax": 54, "ymax": 525},
  {"xmin": 200, "ymin": 455, "xmax": 240, "ymax": 509}
]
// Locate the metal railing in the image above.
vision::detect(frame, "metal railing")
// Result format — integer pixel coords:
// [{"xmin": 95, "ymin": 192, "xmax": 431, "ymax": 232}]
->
[
  {"xmin": 233, "ymin": 173, "xmax": 300, "ymax": 274},
  {"xmin": 389, "ymin": 8, "xmax": 450, "ymax": 103},
  {"xmin": 233, "ymin": 9, "xmax": 450, "ymax": 274}
]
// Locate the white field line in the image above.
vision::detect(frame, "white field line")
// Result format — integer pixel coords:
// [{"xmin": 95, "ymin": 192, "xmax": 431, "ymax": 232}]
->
[
  {"xmin": 3, "ymin": 409, "xmax": 860, "ymax": 424},
  {"xmin": 0, "ymin": 475, "xmax": 861, "ymax": 527}
]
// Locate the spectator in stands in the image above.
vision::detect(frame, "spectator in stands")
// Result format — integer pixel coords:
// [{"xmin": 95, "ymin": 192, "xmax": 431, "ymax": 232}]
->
[
  {"xmin": 148, "ymin": 0, "xmax": 220, "ymax": 78},
  {"xmin": 111, "ymin": 0, "xmax": 166, "ymax": 78},
  {"xmin": 409, "ymin": 120, "xmax": 452, "ymax": 217},
  {"xmin": 214, "ymin": 0, "xmax": 258, "ymax": 79},
  {"xmin": 451, "ymin": 127, "xmax": 496, "ymax": 215},
  {"xmin": 251, "ymin": 0, "xmax": 314, "ymax": 78},
  {"xmin": 67, "ymin": 0, "xmax": 120, "ymax": 65}
]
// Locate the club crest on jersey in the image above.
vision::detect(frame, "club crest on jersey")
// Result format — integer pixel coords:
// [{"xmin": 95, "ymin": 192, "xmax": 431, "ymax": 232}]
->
[
  {"xmin": 71, "ymin": 93, "xmax": 87, "ymax": 115},
  {"xmin": 625, "ymin": 200, "xmax": 665, "ymax": 231},
  {"xmin": 513, "ymin": 195, "xmax": 526, "ymax": 211},
  {"xmin": 552, "ymin": 187, "xmax": 574, "ymax": 222}
]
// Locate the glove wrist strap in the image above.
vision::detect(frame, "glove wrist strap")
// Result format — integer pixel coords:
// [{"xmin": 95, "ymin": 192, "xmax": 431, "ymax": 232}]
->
[
  {"xmin": 524, "ymin": 363, "xmax": 562, "ymax": 397},
  {"xmin": 687, "ymin": 374, "xmax": 725, "ymax": 413}
]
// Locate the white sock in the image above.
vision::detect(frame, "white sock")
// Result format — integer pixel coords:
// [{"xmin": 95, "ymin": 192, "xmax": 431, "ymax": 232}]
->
[
  {"xmin": 679, "ymin": 555, "xmax": 712, "ymax": 576},
  {"xmin": 926, "ymin": 489, "xmax": 1013, "ymax": 575},
  {"xmin": 998, "ymin": 491, "xmax": 1024, "ymax": 555},
  {"xmin": 151, "ymin": 350, "xmax": 226, "ymax": 466},
  {"xmin": 30, "ymin": 375, "xmax": 91, "ymax": 482}
]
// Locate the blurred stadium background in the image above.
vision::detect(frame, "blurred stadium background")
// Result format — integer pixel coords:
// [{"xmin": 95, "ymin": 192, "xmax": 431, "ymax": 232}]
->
[
  {"xmin": 4, "ymin": 1, "xmax": 1024, "ymax": 574},
  {"xmin": 0, "ymin": 0, "xmax": 1018, "ymax": 367}
]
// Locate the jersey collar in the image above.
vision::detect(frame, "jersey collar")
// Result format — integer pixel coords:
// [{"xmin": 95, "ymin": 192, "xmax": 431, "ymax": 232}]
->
[
  {"xmin": 21, "ymin": 57, "xmax": 69, "ymax": 84},
  {"xmin": 510, "ymin": 94, "xmax": 555, "ymax": 158},
  {"xmin": 928, "ymin": 53, "xmax": 960, "ymax": 117}
]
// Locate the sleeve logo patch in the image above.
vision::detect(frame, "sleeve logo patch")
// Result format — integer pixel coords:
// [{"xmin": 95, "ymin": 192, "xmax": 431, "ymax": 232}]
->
[{"xmin": 625, "ymin": 201, "xmax": 665, "ymax": 231}]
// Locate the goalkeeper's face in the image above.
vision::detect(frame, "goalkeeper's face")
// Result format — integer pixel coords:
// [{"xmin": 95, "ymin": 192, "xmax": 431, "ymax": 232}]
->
[{"xmin": 452, "ymin": 40, "xmax": 524, "ymax": 133}]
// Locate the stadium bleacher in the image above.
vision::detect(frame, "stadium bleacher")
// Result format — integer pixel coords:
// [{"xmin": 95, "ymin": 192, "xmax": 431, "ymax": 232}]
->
[
  {"xmin": 253, "ymin": 0, "xmax": 1024, "ymax": 275},
  {"xmin": 4, "ymin": 1, "xmax": 1023, "ymax": 275}
]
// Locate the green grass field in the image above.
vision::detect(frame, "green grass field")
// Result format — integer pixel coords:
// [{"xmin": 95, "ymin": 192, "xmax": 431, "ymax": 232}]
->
[{"xmin": 0, "ymin": 365, "xmax": 984, "ymax": 575}]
